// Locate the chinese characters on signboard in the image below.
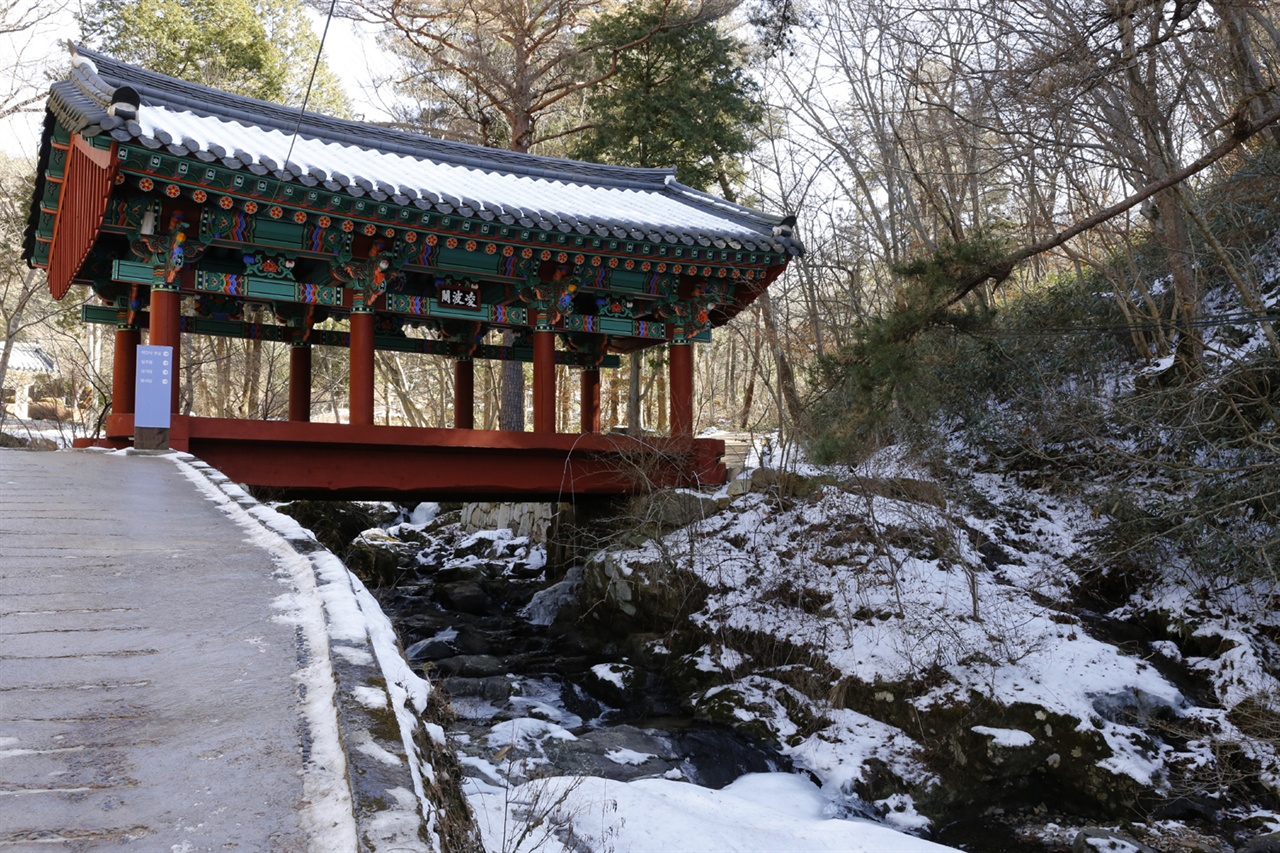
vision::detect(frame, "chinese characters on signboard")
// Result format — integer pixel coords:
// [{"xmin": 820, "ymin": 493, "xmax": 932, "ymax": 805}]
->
[{"xmin": 438, "ymin": 286, "xmax": 481, "ymax": 310}]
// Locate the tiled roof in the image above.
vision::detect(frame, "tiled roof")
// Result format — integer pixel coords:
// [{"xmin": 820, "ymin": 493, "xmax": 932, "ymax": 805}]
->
[
  {"xmin": 49, "ymin": 44, "xmax": 801, "ymax": 256},
  {"xmin": 2, "ymin": 342, "xmax": 59, "ymax": 375}
]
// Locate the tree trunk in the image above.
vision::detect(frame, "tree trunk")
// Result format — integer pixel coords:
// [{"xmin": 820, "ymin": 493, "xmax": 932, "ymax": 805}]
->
[
  {"xmin": 627, "ymin": 351, "xmax": 641, "ymax": 433},
  {"xmin": 605, "ymin": 368, "xmax": 620, "ymax": 429},
  {"xmin": 378, "ymin": 352, "xmax": 430, "ymax": 427},
  {"xmin": 655, "ymin": 362, "xmax": 668, "ymax": 434},
  {"xmin": 0, "ymin": 268, "xmax": 42, "ymax": 419},
  {"xmin": 192, "ymin": 338, "xmax": 214, "ymax": 414},
  {"xmin": 1118, "ymin": 6, "xmax": 1202, "ymax": 371},
  {"xmin": 738, "ymin": 370, "xmax": 755, "ymax": 430},
  {"xmin": 482, "ymin": 360, "xmax": 499, "ymax": 430},
  {"xmin": 245, "ymin": 337, "xmax": 263, "ymax": 418},
  {"xmin": 498, "ymin": 330, "xmax": 525, "ymax": 431},
  {"xmin": 1213, "ymin": 0, "xmax": 1280, "ymax": 147},
  {"xmin": 214, "ymin": 337, "xmax": 232, "ymax": 417},
  {"xmin": 0, "ymin": 335, "xmax": 13, "ymax": 419},
  {"xmin": 757, "ymin": 290, "xmax": 807, "ymax": 434}
]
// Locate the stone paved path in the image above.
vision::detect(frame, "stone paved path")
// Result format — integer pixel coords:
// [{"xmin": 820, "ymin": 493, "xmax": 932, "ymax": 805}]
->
[{"xmin": 0, "ymin": 448, "xmax": 310, "ymax": 851}]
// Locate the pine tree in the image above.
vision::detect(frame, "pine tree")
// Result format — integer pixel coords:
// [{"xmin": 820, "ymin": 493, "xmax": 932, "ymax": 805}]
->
[
  {"xmin": 80, "ymin": 0, "xmax": 350, "ymax": 116},
  {"xmin": 574, "ymin": 2, "xmax": 763, "ymax": 193}
]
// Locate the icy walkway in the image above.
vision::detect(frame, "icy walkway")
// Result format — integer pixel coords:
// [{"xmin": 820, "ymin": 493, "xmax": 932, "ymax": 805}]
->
[{"xmin": 0, "ymin": 448, "xmax": 435, "ymax": 852}]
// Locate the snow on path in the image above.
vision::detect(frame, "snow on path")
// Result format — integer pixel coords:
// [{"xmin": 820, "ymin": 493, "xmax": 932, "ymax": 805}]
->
[{"xmin": 165, "ymin": 451, "xmax": 438, "ymax": 852}]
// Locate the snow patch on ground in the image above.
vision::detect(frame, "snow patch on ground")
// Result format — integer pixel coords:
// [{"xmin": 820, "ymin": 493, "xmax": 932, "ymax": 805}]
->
[
  {"xmin": 605, "ymin": 748, "xmax": 655, "ymax": 766},
  {"xmin": 467, "ymin": 772, "xmax": 958, "ymax": 853}
]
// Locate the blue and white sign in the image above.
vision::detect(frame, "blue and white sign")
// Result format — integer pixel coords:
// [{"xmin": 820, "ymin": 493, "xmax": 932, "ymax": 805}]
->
[{"xmin": 135, "ymin": 345, "xmax": 173, "ymax": 429}]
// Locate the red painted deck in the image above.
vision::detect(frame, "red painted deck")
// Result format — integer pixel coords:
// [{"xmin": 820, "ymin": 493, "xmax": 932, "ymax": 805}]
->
[{"xmin": 86, "ymin": 415, "xmax": 727, "ymax": 501}]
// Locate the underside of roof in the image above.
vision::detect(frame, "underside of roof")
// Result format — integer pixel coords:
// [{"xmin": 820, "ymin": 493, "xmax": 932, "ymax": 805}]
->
[{"xmin": 26, "ymin": 44, "xmax": 801, "ymax": 264}]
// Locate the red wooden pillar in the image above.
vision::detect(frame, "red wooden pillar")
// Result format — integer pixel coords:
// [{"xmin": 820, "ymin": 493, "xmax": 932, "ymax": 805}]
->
[
  {"xmin": 454, "ymin": 357, "xmax": 475, "ymax": 429},
  {"xmin": 349, "ymin": 310, "xmax": 375, "ymax": 426},
  {"xmin": 580, "ymin": 367, "xmax": 601, "ymax": 434},
  {"xmin": 149, "ymin": 285, "xmax": 182, "ymax": 412},
  {"xmin": 670, "ymin": 337, "xmax": 694, "ymax": 437},
  {"xmin": 533, "ymin": 313, "xmax": 556, "ymax": 434},
  {"xmin": 112, "ymin": 324, "xmax": 140, "ymax": 415},
  {"xmin": 289, "ymin": 342, "xmax": 312, "ymax": 422}
]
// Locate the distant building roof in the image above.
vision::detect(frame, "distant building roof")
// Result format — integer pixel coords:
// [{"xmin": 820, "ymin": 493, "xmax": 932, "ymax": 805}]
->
[
  {"xmin": 3, "ymin": 342, "xmax": 58, "ymax": 375},
  {"xmin": 42, "ymin": 44, "xmax": 801, "ymax": 257}
]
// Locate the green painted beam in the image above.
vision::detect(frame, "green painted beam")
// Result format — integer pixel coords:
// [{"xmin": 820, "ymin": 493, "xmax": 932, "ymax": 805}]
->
[
  {"xmin": 112, "ymin": 260, "xmax": 154, "ymax": 285},
  {"xmin": 81, "ymin": 303, "xmax": 621, "ymax": 367}
]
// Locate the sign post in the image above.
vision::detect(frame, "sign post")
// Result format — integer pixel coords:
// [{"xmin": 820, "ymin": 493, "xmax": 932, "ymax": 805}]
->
[{"xmin": 134, "ymin": 345, "xmax": 173, "ymax": 450}]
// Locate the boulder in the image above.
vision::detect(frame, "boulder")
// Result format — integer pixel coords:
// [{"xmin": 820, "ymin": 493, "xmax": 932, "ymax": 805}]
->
[
  {"xmin": 581, "ymin": 662, "xmax": 642, "ymax": 706},
  {"xmin": 1071, "ymin": 827, "xmax": 1158, "ymax": 852},
  {"xmin": 838, "ymin": 475, "xmax": 947, "ymax": 508},
  {"xmin": 0, "ymin": 432, "xmax": 56, "ymax": 450},
  {"xmin": 540, "ymin": 725, "xmax": 681, "ymax": 782},
  {"xmin": 440, "ymin": 675, "xmax": 515, "ymax": 702},
  {"xmin": 275, "ymin": 500, "xmax": 398, "ymax": 556},
  {"xmin": 343, "ymin": 540, "xmax": 406, "ymax": 588},
  {"xmin": 748, "ymin": 467, "xmax": 820, "ymax": 498},
  {"xmin": 404, "ymin": 638, "xmax": 456, "ymax": 662},
  {"xmin": 583, "ymin": 552, "xmax": 637, "ymax": 618},
  {"xmin": 628, "ymin": 489, "xmax": 720, "ymax": 530},
  {"xmin": 1240, "ymin": 832, "xmax": 1280, "ymax": 853},
  {"xmin": 726, "ymin": 474, "xmax": 753, "ymax": 497},
  {"xmin": 432, "ymin": 655, "xmax": 506, "ymax": 678},
  {"xmin": 435, "ymin": 580, "xmax": 496, "ymax": 616}
]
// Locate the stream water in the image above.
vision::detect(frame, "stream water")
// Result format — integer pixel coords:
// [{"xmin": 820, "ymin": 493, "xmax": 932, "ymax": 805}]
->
[{"xmin": 372, "ymin": 533, "xmax": 791, "ymax": 794}]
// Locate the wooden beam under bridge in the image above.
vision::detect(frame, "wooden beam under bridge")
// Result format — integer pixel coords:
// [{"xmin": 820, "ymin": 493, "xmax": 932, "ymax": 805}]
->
[{"xmin": 88, "ymin": 415, "xmax": 727, "ymax": 501}]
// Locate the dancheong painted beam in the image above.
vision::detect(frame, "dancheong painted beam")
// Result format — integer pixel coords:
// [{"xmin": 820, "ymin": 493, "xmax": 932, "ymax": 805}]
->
[{"xmin": 26, "ymin": 44, "xmax": 799, "ymax": 498}]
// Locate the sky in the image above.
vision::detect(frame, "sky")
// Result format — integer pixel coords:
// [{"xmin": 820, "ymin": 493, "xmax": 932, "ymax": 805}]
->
[{"xmin": 0, "ymin": 2, "xmax": 395, "ymax": 158}]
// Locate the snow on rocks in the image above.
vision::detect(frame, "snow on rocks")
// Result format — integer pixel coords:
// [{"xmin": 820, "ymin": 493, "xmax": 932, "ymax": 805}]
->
[
  {"xmin": 594, "ymin": 450, "xmax": 1276, "ymax": 837},
  {"xmin": 972, "ymin": 726, "xmax": 1037, "ymax": 748}
]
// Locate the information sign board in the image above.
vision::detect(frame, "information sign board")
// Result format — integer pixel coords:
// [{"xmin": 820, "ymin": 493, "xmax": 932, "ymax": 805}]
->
[{"xmin": 135, "ymin": 345, "xmax": 173, "ymax": 429}]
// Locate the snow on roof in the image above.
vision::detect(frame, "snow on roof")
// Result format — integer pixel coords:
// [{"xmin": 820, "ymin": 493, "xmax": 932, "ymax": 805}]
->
[
  {"xmin": 46, "ymin": 45, "xmax": 801, "ymax": 257},
  {"xmin": 3, "ymin": 342, "xmax": 58, "ymax": 375}
]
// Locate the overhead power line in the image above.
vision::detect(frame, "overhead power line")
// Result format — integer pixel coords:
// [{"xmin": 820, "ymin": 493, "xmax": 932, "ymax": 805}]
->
[{"xmin": 283, "ymin": 0, "xmax": 340, "ymax": 177}]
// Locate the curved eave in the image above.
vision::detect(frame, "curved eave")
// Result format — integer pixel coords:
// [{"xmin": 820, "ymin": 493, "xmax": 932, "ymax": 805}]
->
[
  {"xmin": 21, "ymin": 110, "xmax": 59, "ymax": 267},
  {"xmin": 605, "ymin": 258, "xmax": 792, "ymax": 355}
]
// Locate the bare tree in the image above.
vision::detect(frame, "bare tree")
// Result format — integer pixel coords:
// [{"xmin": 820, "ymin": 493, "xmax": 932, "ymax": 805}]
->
[
  {"xmin": 751, "ymin": 0, "xmax": 1280, "ymax": 385},
  {"xmin": 335, "ymin": 0, "xmax": 736, "ymax": 430},
  {"xmin": 0, "ymin": 156, "xmax": 63, "ymax": 415}
]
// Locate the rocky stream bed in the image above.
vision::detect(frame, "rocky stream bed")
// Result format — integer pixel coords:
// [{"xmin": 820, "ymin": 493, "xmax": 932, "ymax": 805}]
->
[{"xmin": 275, "ymin": 465, "xmax": 1280, "ymax": 853}]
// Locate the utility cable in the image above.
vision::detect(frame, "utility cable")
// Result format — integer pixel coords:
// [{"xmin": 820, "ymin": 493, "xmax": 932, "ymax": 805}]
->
[{"xmin": 283, "ymin": 0, "xmax": 339, "ymax": 178}]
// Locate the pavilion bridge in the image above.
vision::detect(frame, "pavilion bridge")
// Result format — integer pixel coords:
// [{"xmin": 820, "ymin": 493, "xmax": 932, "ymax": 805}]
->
[{"xmin": 22, "ymin": 45, "xmax": 800, "ymax": 501}]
